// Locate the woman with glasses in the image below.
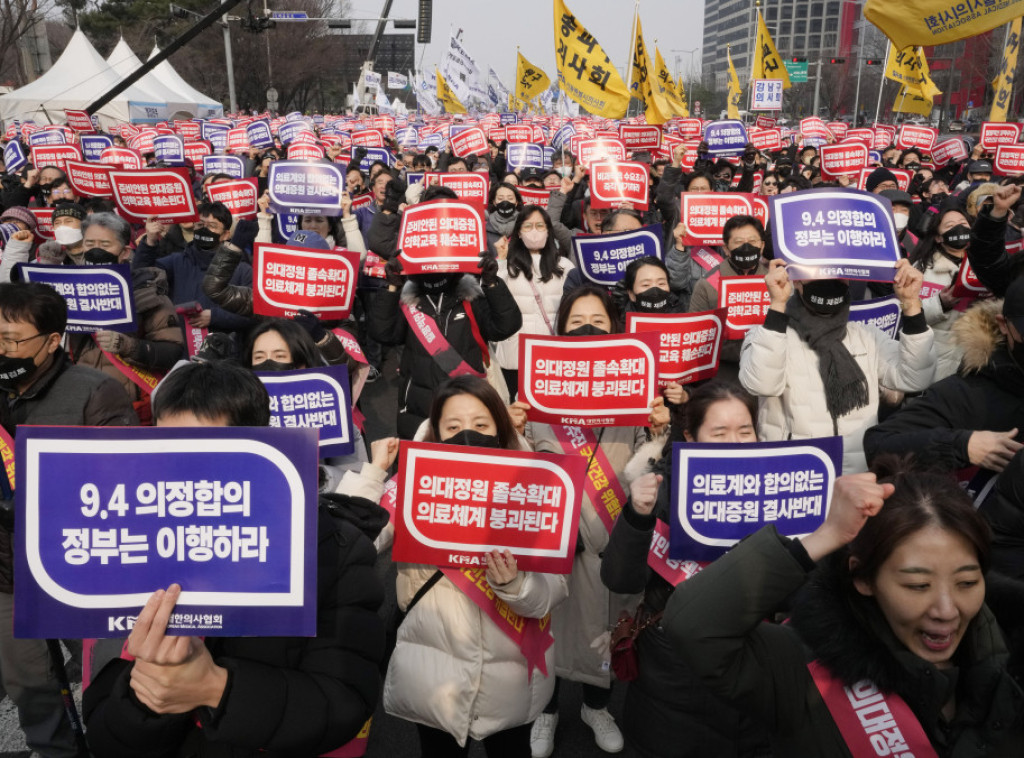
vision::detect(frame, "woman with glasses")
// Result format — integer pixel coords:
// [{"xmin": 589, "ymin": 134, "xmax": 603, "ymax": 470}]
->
[{"xmin": 758, "ymin": 171, "xmax": 781, "ymax": 197}]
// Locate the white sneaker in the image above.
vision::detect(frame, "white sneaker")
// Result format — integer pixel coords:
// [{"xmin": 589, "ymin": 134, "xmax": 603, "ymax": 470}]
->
[
  {"xmin": 530, "ymin": 712, "xmax": 558, "ymax": 758},
  {"xmin": 580, "ymin": 704, "xmax": 624, "ymax": 753}
]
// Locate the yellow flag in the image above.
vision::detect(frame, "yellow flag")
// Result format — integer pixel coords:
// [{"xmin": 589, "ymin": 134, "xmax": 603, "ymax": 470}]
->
[
  {"xmin": 435, "ymin": 68, "xmax": 467, "ymax": 114},
  {"xmin": 865, "ymin": 0, "xmax": 1024, "ymax": 50},
  {"xmin": 885, "ymin": 44, "xmax": 941, "ymax": 101},
  {"xmin": 515, "ymin": 51, "xmax": 551, "ymax": 103},
  {"xmin": 553, "ymin": 0, "xmax": 630, "ymax": 118},
  {"xmin": 630, "ymin": 15, "xmax": 673, "ymax": 124},
  {"xmin": 991, "ymin": 18, "xmax": 1022, "ymax": 122},
  {"xmin": 654, "ymin": 47, "xmax": 688, "ymax": 117},
  {"xmin": 916, "ymin": 48, "xmax": 942, "ymax": 101},
  {"xmin": 893, "ymin": 85, "xmax": 934, "ymax": 117},
  {"xmin": 727, "ymin": 47, "xmax": 742, "ymax": 119},
  {"xmin": 751, "ymin": 10, "xmax": 791, "ymax": 89}
]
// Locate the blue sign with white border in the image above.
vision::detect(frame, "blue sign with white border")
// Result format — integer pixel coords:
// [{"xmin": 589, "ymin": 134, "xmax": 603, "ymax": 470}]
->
[
  {"xmin": 246, "ymin": 120, "xmax": 275, "ymax": 149},
  {"xmin": 81, "ymin": 134, "xmax": 114, "ymax": 162},
  {"xmin": 15, "ymin": 263, "xmax": 136, "ymax": 333},
  {"xmin": 3, "ymin": 141, "xmax": 27, "ymax": 173},
  {"xmin": 256, "ymin": 365, "xmax": 354, "ymax": 457},
  {"xmin": 202, "ymin": 155, "xmax": 246, "ymax": 179},
  {"xmin": 505, "ymin": 143, "xmax": 546, "ymax": 170},
  {"xmin": 849, "ymin": 295, "xmax": 902, "ymax": 339},
  {"xmin": 268, "ymin": 160, "xmax": 345, "ymax": 216},
  {"xmin": 703, "ymin": 120, "xmax": 749, "ymax": 156},
  {"xmin": 572, "ymin": 224, "xmax": 664, "ymax": 286}
]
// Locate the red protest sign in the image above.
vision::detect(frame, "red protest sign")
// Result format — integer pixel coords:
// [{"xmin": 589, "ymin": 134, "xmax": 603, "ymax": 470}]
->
[
  {"xmin": 373, "ymin": 115, "xmax": 396, "ymax": 136},
  {"xmin": 931, "ymin": 138, "xmax": 968, "ymax": 167},
  {"xmin": 819, "ymin": 142, "xmax": 869, "ymax": 181},
  {"xmin": 827, "ymin": 121, "xmax": 849, "ymax": 140},
  {"xmin": 680, "ymin": 193, "xmax": 755, "ymax": 246},
  {"xmin": 518, "ymin": 333, "xmax": 660, "ymax": 427},
  {"xmin": 174, "ymin": 120, "xmax": 202, "ymax": 140},
  {"xmin": 450, "ymin": 126, "xmax": 490, "ymax": 158},
  {"xmin": 183, "ymin": 140, "xmax": 213, "ymax": 163},
  {"xmin": 287, "ymin": 142, "xmax": 326, "ymax": 161},
  {"xmin": 755, "ymin": 115, "xmax": 777, "ymax": 129},
  {"xmin": 205, "ymin": 178, "xmax": 260, "ymax": 220},
  {"xmin": 981, "ymin": 122, "xmax": 1022, "ymax": 151},
  {"xmin": 676, "ymin": 118, "xmax": 703, "ymax": 139},
  {"xmin": 718, "ymin": 276, "xmax": 771, "ymax": 339},
  {"xmin": 109, "ymin": 168, "xmax": 198, "ymax": 222},
  {"xmin": 844, "ymin": 128, "xmax": 874, "ymax": 146},
  {"xmin": 351, "ymin": 129, "xmax": 385, "ymax": 148},
  {"xmin": 625, "ymin": 309, "xmax": 726, "ymax": 386},
  {"xmin": 99, "ymin": 147, "xmax": 144, "ymax": 170},
  {"xmin": 253, "ymin": 243, "xmax": 359, "ymax": 319},
  {"xmin": 800, "ymin": 117, "xmax": 832, "ymax": 140},
  {"xmin": 995, "ymin": 145, "xmax": 1024, "ymax": 176},
  {"xmin": 589, "ymin": 161, "xmax": 650, "ymax": 210},
  {"xmin": 227, "ymin": 128, "xmax": 249, "ymax": 153},
  {"xmin": 30, "ymin": 208, "xmax": 54, "ymax": 241},
  {"xmin": 64, "ymin": 110, "xmax": 94, "ymax": 132},
  {"xmin": 951, "ymin": 256, "xmax": 990, "ymax": 299},
  {"xmin": 504, "ymin": 124, "xmax": 538, "ymax": 143},
  {"xmin": 398, "ymin": 200, "xmax": 486, "ymax": 274},
  {"xmin": 749, "ymin": 128, "xmax": 782, "ymax": 152},
  {"xmin": 128, "ymin": 129, "xmax": 157, "ymax": 154},
  {"xmin": 518, "ymin": 187, "xmax": 552, "ymax": 209},
  {"xmin": 30, "ymin": 144, "xmax": 82, "ymax": 174},
  {"xmin": 577, "ymin": 137, "xmax": 627, "ymax": 170},
  {"xmin": 64, "ymin": 160, "xmax": 113, "ymax": 198},
  {"xmin": 392, "ymin": 441, "xmax": 585, "ymax": 574},
  {"xmin": 896, "ymin": 124, "xmax": 937, "ymax": 152},
  {"xmin": 751, "ymin": 196, "xmax": 769, "ymax": 228},
  {"xmin": 856, "ymin": 167, "xmax": 913, "ymax": 192},
  {"xmin": 424, "ymin": 172, "xmax": 489, "ymax": 212},
  {"xmin": 619, "ymin": 124, "xmax": 662, "ymax": 151}
]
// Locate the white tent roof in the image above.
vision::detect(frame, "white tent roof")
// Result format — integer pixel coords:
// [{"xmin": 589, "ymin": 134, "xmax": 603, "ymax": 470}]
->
[
  {"xmin": 0, "ymin": 29, "xmax": 170, "ymax": 126},
  {"xmin": 106, "ymin": 38, "xmax": 196, "ymax": 119},
  {"xmin": 146, "ymin": 45, "xmax": 223, "ymax": 118}
]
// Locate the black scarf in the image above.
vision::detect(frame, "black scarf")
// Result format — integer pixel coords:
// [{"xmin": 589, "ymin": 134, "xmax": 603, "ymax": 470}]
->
[{"xmin": 785, "ymin": 295, "xmax": 870, "ymax": 431}]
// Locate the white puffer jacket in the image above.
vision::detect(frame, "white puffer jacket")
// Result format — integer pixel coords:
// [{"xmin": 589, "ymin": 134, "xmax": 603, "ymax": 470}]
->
[
  {"xmin": 739, "ymin": 317, "xmax": 935, "ymax": 474},
  {"xmin": 493, "ymin": 254, "xmax": 575, "ymax": 370},
  {"xmin": 384, "ymin": 564, "xmax": 568, "ymax": 746},
  {"xmin": 918, "ymin": 250, "xmax": 966, "ymax": 381}
]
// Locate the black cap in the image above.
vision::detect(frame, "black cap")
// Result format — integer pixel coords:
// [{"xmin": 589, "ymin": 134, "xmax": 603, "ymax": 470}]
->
[
  {"xmin": 879, "ymin": 189, "xmax": 914, "ymax": 208},
  {"xmin": 519, "ymin": 167, "xmax": 545, "ymax": 181},
  {"xmin": 967, "ymin": 159, "xmax": 993, "ymax": 174},
  {"xmin": 1003, "ymin": 276, "xmax": 1024, "ymax": 335},
  {"xmin": 51, "ymin": 202, "xmax": 86, "ymax": 222}
]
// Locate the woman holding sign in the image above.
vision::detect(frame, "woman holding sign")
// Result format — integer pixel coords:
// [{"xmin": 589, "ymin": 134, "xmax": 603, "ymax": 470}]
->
[{"xmin": 664, "ymin": 462, "xmax": 1024, "ymax": 755}]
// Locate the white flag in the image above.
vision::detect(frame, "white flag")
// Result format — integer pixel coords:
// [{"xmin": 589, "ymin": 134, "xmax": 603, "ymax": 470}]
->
[
  {"xmin": 364, "ymin": 71, "xmax": 382, "ymax": 90},
  {"xmin": 376, "ymin": 87, "xmax": 393, "ymax": 114},
  {"xmin": 387, "ymin": 71, "xmax": 409, "ymax": 89}
]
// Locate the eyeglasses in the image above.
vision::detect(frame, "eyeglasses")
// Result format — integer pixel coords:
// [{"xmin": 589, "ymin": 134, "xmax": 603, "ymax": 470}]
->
[
  {"xmin": 521, "ymin": 223, "xmax": 547, "ymax": 231},
  {"xmin": 194, "ymin": 221, "xmax": 225, "ymax": 234},
  {"xmin": 0, "ymin": 333, "xmax": 46, "ymax": 352}
]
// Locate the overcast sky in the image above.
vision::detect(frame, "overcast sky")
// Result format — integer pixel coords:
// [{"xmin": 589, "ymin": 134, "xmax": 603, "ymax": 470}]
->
[{"xmin": 343, "ymin": 0, "xmax": 705, "ymax": 84}]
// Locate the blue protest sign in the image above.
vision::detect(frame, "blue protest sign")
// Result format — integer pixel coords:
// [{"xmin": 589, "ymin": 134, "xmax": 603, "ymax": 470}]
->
[
  {"xmin": 201, "ymin": 121, "xmax": 229, "ymax": 148},
  {"xmin": 285, "ymin": 111, "xmax": 304, "ymax": 121},
  {"xmin": 551, "ymin": 123, "xmax": 575, "ymax": 150},
  {"xmin": 153, "ymin": 134, "xmax": 185, "ymax": 165},
  {"xmin": 541, "ymin": 146, "xmax": 555, "ymax": 169},
  {"xmin": 3, "ymin": 141, "xmax": 27, "ymax": 173},
  {"xmin": 312, "ymin": 114, "xmax": 325, "ymax": 126},
  {"xmin": 499, "ymin": 112, "xmax": 519, "ymax": 125},
  {"xmin": 81, "ymin": 134, "xmax": 113, "ymax": 162},
  {"xmin": 276, "ymin": 213, "xmax": 300, "ymax": 240},
  {"xmin": 418, "ymin": 133, "xmax": 444, "ymax": 150},
  {"xmin": 15, "ymin": 263, "xmax": 136, "ymax": 333},
  {"xmin": 246, "ymin": 119, "xmax": 275, "ymax": 149},
  {"xmin": 869, "ymin": 150, "xmax": 881, "ymax": 164},
  {"xmin": 359, "ymin": 147, "xmax": 396, "ymax": 171},
  {"xmin": 849, "ymin": 295, "xmax": 902, "ymax": 339},
  {"xmin": 670, "ymin": 437, "xmax": 843, "ymax": 561},
  {"xmin": 268, "ymin": 160, "xmax": 345, "ymax": 216},
  {"xmin": 278, "ymin": 121, "xmax": 314, "ymax": 145},
  {"xmin": 14, "ymin": 425, "xmax": 319, "ymax": 638},
  {"xmin": 396, "ymin": 127, "xmax": 419, "ymax": 147},
  {"xmin": 572, "ymin": 224, "xmax": 664, "ymax": 286},
  {"xmin": 505, "ymin": 143, "xmax": 546, "ymax": 170},
  {"xmin": 770, "ymin": 188, "xmax": 901, "ymax": 281},
  {"xmin": 449, "ymin": 124, "xmax": 472, "ymax": 137},
  {"xmin": 28, "ymin": 130, "xmax": 66, "ymax": 146},
  {"xmin": 703, "ymin": 120, "xmax": 749, "ymax": 156},
  {"xmin": 405, "ymin": 172, "xmax": 425, "ymax": 185},
  {"xmin": 256, "ymin": 365, "xmax": 354, "ymax": 457},
  {"xmin": 201, "ymin": 154, "xmax": 245, "ymax": 179}
]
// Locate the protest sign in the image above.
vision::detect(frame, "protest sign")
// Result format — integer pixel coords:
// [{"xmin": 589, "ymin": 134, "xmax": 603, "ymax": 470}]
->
[
  {"xmin": 80, "ymin": 134, "xmax": 113, "ymax": 162},
  {"xmin": 505, "ymin": 143, "xmax": 547, "ymax": 170},
  {"xmin": 99, "ymin": 147, "xmax": 144, "ymax": 170},
  {"xmin": 896, "ymin": 124, "xmax": 937, "ymax": 152},
  {"xmin": 799, "ymin": 117, "xmax": 832, "ymax": 141},
  {"xmin": 818, "ymin": 143, "xmax": 869, "ymax": 181},
  {"xmin": 424, "ymin": 172, "xmax": 488, "ymax": 211},
  {"xmin": 995, "ymin": 145, "xmax": 1024, "ymax": 176},
  {"xmin": 14, "ymin": 425, "xmax": 318, "ymax": 638},
  {"xmin": 518, "ymin": 333, "xmax": 660, "ymax": 427},
  {"xmin": 109, "ymin": 168, "xmax": 198, "ymax": 222},
  {"xmin": 202, "ymin": 155, "xmax": 246, "ymax": 179},
  {"xmin": 670, "ymin": 437, "xmax": 842, "ymax": 561},
  {"xmin": 3, "ymin": 141, "xmax": 27, "ymax": 173},
  {"xmin": 256, "ymin": 365, "xmax": 354, "ymax": 457},
  {"xmin": 174, "ymin": 120, "xmax": 201, "ymax": 141},
  {"xmin": 750, "ymin": 79, "xmax": 783, "ymax": 110},
  {"xmin": 625, "ymin": 309, "xmax": 725, "ymax": 385},
  {"xmin": 183, "ymin": 140, "xmax": 213, "ymax": 164},
  {"xmin": 680, "ymin": 192, "xmax": 755, "ymax": 246},
  {"xmin": 30, "ymin": 144, "xmax": 82, "ymax": 174},
  {"xmin": 981, "ymin": 122, "xmax": 1022, "ymax": 151},
  {"xmin": 392, "ymin": 441, "xmax": 586, "ymax": 573},
  {"xmin": 205, "ymin": 178, "xmax": 259, "ymax": 220},
  {"xmin": 931, "ymin": 138, "xmax": 969, "ymax": 167},
  {"xmin": 245, "ymin": 120, "xmax": 275, "ymax": 149},
  {"xmin": 450, "ymin": 126, "xmax": 490, "ymax": 158},
  {"xmin": 702, "ymin": 120, "xmax": 749, "ymax": 156},
  {"xmin": 576, "ymin": 137, "xmax": 627, "ymax": 169},
  {"xmin": 278, "ymin": 121, "xmax": 315, "ymax": 145},
  {"xmin": 827, "ymin": 121, "xmax": 849, "ymax": 140},
  {"xmin": 849, "ymin": 295, "xmax": 902, "ymax": 340},
  {"xmin": 952, "ymin": 256, "xmax": 990, "ymax": 299},
  {"xmin": 505, "ymin": 124, "xmax": 541, "ymax": 143},
  {"xmin": 64, "ymin": 160, "xmax": 114, "ymax": 199},
  {"xmin": 29, "ymin": 208, "xmax": 53, "ymax": 240},
  {"xmin": 619, "ymin": 124, "xmax": 661, "ymax": 151},
  {"xmin": 16, "ymin": 263, "xmax": 136, "ymax": 333},
  {"xmin": 397, "ymin": 201, "xmax": 486, "ymax": 274},
  {"xmin": 749, "ymin": 128, "xmax": 781, "ymax": 152},
  {"xmin": 588, "ymin": 161, "xmax": 650, "ymax": 210},
  {"xmin": 844, "ymin": 128, "xmax": 875, "ymax": 146},
  {"xmin": 29, "ymin": 130, "xmax": 67, "ymax": 147},
  {"xmin": 153, "ymin": 134, "xmax": 185, "ymax": 164},
  {"xmin": 64, "ymin": 109, "xmax": 94, "ymax": 132},
  {"xmin": 675, "ymin": 118, "xmax": 704, "ymax": 139},
  {"xmin": 571, "ymin": 224, "xmax": 663, "ymax": 286},
  {"xmin": 253, "ymin": 243, "xmax": 359, "ymax": 319},
  {"xmin": 287, "ymin": 142, "xmax": 326, "ymax": 161},
  {"xmin": 517, "ymin": 186, "xmax": 552, "ymax": 209},
  {"xmin": 770, "ymin": 188, "xmax": 901, "ymax": 281},
  {"xmin": 267, "ymin": 161, "xmax": 346, "ymax": 216},
  {"xmin": 718, "ymin": 276, "xmax": 771, "ymax": 339}
]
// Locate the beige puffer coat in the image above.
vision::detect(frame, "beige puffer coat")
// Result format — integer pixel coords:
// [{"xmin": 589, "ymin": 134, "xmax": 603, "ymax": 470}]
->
[
  {"xmin": 918, "ymin": 249, "xmax": 967, "ymax": 380},
  {"xmin": 493, "ymin": 255, "xmax": 575, "ymax": 371}
]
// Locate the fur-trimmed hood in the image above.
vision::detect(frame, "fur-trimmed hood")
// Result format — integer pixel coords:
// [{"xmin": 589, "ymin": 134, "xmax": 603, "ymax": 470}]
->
[
  {"xmin": 953, "ymin": 298, "xmax": 1005, "ymax": 373},
  {"xmin": 399, "ymin": 274, "xmax": 483, "ymax": 308}
]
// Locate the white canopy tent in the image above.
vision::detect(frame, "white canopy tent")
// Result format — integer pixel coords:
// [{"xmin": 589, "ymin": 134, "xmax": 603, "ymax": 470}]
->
[
  {"xmin": 106, "ymin": 38, "xmax": 197, "ymax": 120},
  {"xmin": 146, "ymin": 45, "xmax": 224, "ymax": 119}
]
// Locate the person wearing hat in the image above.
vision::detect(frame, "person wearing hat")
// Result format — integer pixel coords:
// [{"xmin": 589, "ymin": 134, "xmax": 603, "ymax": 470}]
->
[
  {"xmin": 519, "ymin": 167, "xmax": 546, "ymax": 189},
  {"xmin": 865, "ymin": 167, "xmax": 899, "ymax": 194},
  {"xmin": 40, "ymin": 202, "xmax": 87, "ymax": 265},
  {"xmin": 0, "ymin": 207, "xmax": 39, "ymax": 280},
  {"xmin": 0, "ymin": 206, "xmax": 37, "ymax": 234}
]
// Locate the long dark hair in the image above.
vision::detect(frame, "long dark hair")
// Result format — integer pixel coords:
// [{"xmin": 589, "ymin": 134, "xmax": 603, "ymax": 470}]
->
[
  {"xmin": 555, "ymin": 284, "xmax": 621, "ymax": 335},
  {"xmin": 488, "ymin": 181, "xmax": 523, "ymax": 211},
  {"xmin": 242, "ymin": 319, "xmax": 321, "ymax": 369},
  {"xmin": 506, "ymin": 206, "xmax": 564, "ymax": 283},
  {"xmin": 908, "ymin": 206, "xmax": 969, "ymax": 271},
  {"xmin": 424, "ymin": 375, "xmax": 522, "ymax": 450}
]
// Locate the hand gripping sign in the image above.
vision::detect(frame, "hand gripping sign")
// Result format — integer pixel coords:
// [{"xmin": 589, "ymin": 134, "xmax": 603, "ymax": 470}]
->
[
  {"xmin": 392, "ymin": 441, "xmax": 585, "ymax": 574},
  {"xmin": 995, "ymin": 145, "xmax": 1024, "ymax": 176},
  {"xmin": 397, "ymin": 200, "xmax": 486, "ymax": 275},
  {"xmin": 849, "ymin": 296, "xmax": 902, "ymax": 340},
  {"xmin": 109, "ymin": 168, "xmax": 199, "ymax": 223},
  {"xmin": 518, "ymin": 333, "xmax": 660, "ymax": 427},
  {"xmin": 450, "ymin": 126, "xmax": 490, "ymax": 158},
  {"xmin": 267, "ymin": 160, "xmax": 346, "ymax": 217},
  {"xmin": 206, "ymin": 178, "xmax": 260, "ymax": 220},
  {"xmin": 818, "ymin": 143, "xmax": 869, "ymax": 181},
  {"xmin": 256, "ymin": 365, "xmax": 354, "ymax": 458},
  {"xmin": 588, "ymin": 161, "xmax": 650, "ymax": 210},
  {"xmin": 14, "ymin": 426, "xmax": 319, "ymax": 638},
  {"xmin": 253, "ymin": 242, "xmax": 359, "ymax": 320},
  {"xmin": 625, "ymin": 309, "xmax": 726, "ymax": 386},
  {"xmin": 16, "ymin": 263, "xmax": 137, "ymax": 333},
  {"xmin": 670, "ymin": 437, "xmax": 843, "ymax": 561},
  {"xmin": 718, "ymin": 276, "xmax": 771, "ymax": 340},
  {"xmin": 64, "ymin": 160, "xmax": 114, "ymax": 199},
  {"xmin": 770, "ymin": 188, "xmax": 901, "ymax": 282},
  {"xmin": 680, "ymin": 192, "xmax": 756, "ymax": 247},
  {"xmin": 981, "ymin": 122, "xmax": 1022, "ymax": 152},
  {"xmin": 571, "ymin": 224, "xmax": 663, "ymax": 287}
]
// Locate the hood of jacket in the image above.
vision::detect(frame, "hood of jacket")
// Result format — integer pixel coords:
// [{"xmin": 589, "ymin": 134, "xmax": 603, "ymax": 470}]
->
[
  {"xmin": 399, "ymin": 274, "xmax": 483, "ymax": 310},
  {"xmin": 952, "ymin": 298, "xmax": 1024, "ymax": 394}
]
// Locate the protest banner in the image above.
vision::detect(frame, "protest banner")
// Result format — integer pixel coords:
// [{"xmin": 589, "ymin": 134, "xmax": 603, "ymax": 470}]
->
[
  {"xmin": 702, "ymin": 120, "xmax": 748, "ymax": 155},
  {"xmin": 855, "ymin": 167, "xmax": 913, "ymax": 192},
  {"xmin": 392, "ymin": 441, "xmax": 586, "ymax": 573},
  {"xmin": 827, "ymin": 121, "xmax": 849, "ymax": 140},
  {"xmin": 424, "ymin": 172, "xmax": 488, "ymax": 211},
  {"xmin": 279, "ymin": 121, "xmax": 316, "ymax": 145},
  {"xmin": 995, "ymin": 145, "xmax": 1024, "ymax": 176},
  {"xmin": 64, "ymin": 109, "xmax": 94, "ymax": 132},
  {"xmin": 619, "ymin": 124, "xmax": 661, "ymax": 151},
  {"xmin": 754, "ymin": 115, "xmax": 777, "ymax": 129},
  {"xmin": 29, "ymin": 130, "xmax": 67, "ymax": 147},
  {"xmin": 770, "ymin": 188, "xmax": 901, "ymax": 281},
  {"xmin": 505, "ymin": 124, "xmax": 540, "ymax": 143},
  {"xmin": 29, "ymin": 208, "xmax": 53, "ymax": 240},
  {"xmin": 81, "ymin": 135, "xmax": 113, "ymax": 162},
  {"xmin": 749, "ymin": 128, "xmax": 782, "ymax": 152},
  {"xmin": 173, "ymin": 120, "xmax": 201, "ymax": 141},
  {"xmin": 153, "ymin": 134, "xmax": 185, "ymax": 164},
  {"xmin": 256, "ymin": 365, "xmax": 354, "ymax": 457},
  {"xmin": 931, "ymin": 138, "xmax": 969, "ymax": 167},
  {"xmin": 16, "ymin": 263, "xmax": 136, "ymax": 333},
  {"xmin": 670, "ymin": 437, "xmax": 842, "ymax": 560},
  {"xmin": 128, "ymin": 129, "xmax": 157, "ymax": 154},
  {"xmin": 183, "ymin": 140, "xmax": 213, "ymax": 164},
  {"xmin": 576, "ymin": 137, "xmax": 627, "ymax": 169},
  {"xmin": 109, "ymin": 168, "xmax": 198, "ymax": 222},
  {"xmin": 30, "ymin": 144, "xmax": 82, "ymax": 174},
  {"xmin": 517, "ymin": 186, "xmax": 552, "ymax": 209},
  {"xmin": 588, "ymin": 161, "xmax": 650, "ymax": 210},
  {"xmin": 205, "ymin": 178, "xmax": 260, "ymax": 220},
  {"xmin": 718, "ymin": 276, "xmax": 770, "ymax": 339},
  {"xmin": 267, "ymin": 161, "xmax": 346, "ymax": 216},
  {"xmin": 799, "ymin": 117, "xmax": 832, "ymax": 141},
  {"xmin": 505, "ymin": 142, "xmax": 547, "ymax": 171},
  {"xmin": 253, "ymin": 243, "xmax": 359, "ymax": 320},
  {"xmin": 518, "ymin": 333, "xmax": 660, "ymax": 427},
  {"xmin": 625, "ymin": 309, "xmax": 725, "ymax": 385},
  {"xmin": 202, "ymin": 155, "xmax": 246, "ymax": 179},
  {"xmin": 896, "ymin": 124, "xmax": 938, "ymax": 152},
  {"xmin": 675, "ymin": 118, "xmax": 703, "ymax": 139},
  {"xmin": 571, "ymin": 224, "xmax": 663, "ymax": 286},
  {"xmin": 3, "ymin": 141, "xmax": 27, "ymax": 173},
  {"xmin": 849, "ymin": 295, "xmax": 902, "ymax": 340},
  {"xmin": 64, "ymin": 160, "xmax": 114, "ymax": 199},
  {"xmin": 450, "ymin": 126, "xmax": 490, "ymax": 158},
  {"xmin": 397, "ymin": 201, "xmax": 486, "ymax": 274},
  {"xmin": 952, "ymin": 255, "xmax": 991, "ymax": 299},
  {"xmin": 981, "ymin": 122, "xmax": 1022, "ymax": 151},
  {"xmin": 99, "ymin": 147, "xmax": 144, "ymax": 170},
  {"xmin": 14, "ymin": 425, "xmax": 319, "ymax": 638},
  {"xmin": 679, "ymin": 192, "xmax": 755, "ymax": 246},
  {"xmin": 750, "ymin": 79, "xmax": 783, "ymax": 110},
  {"xmin": 818, "ymin": 143, "xmax": 869, "ymax": 181}
]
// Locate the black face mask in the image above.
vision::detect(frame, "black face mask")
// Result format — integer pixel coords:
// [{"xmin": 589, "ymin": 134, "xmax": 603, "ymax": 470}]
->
[
  {"xmin": 443, "ymin": 429, "xmax": 501, "ymax": 448},
  {"xmin": 0, "ymin": 335, "xmax": 47, "ymax": 392},
  {"xmin": 252, "ymin": 359, "xmax": 295, "ymax": 372},
  {"xmin": 494, "ymin": 201, "xmax": 517, "ymax": 218},
  {"xmin": 566, "ymin": 324, "xmax": 609, "ymax": 337},
  {"xmin": 83, "ymin": 247, "xmax": 119, "ymax": 266},
  {"xmin": 193, "ymin": 228, "xmax": 221, "ymax": 250},
  {"xmin": 801, "ymin": 279, "xmax": 850, "ymax": 316},
  {"xmin": 635, "ymin": 286, "xmax": 670, "ymax": 312},
  {"xmin": 929, "ymin": 192, "xmax": 949, "ymax": 207},
  {"xmin": 942, "ymin": 225, "xmax": 971, "ymax": 250},
  {"xmin": 728, "ymin": 242, "xmax": 762, "ymax": 271},
  {"xmin": 415, "ymin": 274, "xmax": 451, "ymax": 294}
]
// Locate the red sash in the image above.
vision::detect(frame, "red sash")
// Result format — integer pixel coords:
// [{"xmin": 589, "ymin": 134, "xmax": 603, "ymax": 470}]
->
[
  {"xmin": 692, "ymin": 246, "xmax": 723, "ymax": 272},
  {"xmin": 0, "ymin": 426, "xmax": 14, "ymax": 491},
  {"xmin": 362, "ymin": 252, "xmax": 387, "ymax": 279},
  {"xmin": 550, "ymin": 425, "xmax": 629, "ymax": 535},
  {"xmin": 646, "ymin": 520, "xmax": 707, "ymax": 586},
  {"xmin": 807, "ymin": 660, "xmax": 939, "ymax": 758},
  {"xmin": 175, "ymin": 303, "xmax": 208, "ymax": 358},
  {"xmin": 94, "ymin": 340, "xmax": 163, "ymax": 395},
  {"xmin": 400, "ymin": 302, "xmax": 484, "ymax": 378}
]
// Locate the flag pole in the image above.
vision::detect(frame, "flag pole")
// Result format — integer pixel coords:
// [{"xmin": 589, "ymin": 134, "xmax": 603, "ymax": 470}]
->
[
  {"xmin": 625, "ymin": 0, "xmax": 640, "ymax": 117},
  {"xmin": 874, "ymin": 42, "xmax": 891, "ymax": 126}
]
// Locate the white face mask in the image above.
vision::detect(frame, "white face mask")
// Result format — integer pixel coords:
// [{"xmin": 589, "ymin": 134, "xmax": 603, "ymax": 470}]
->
[
  {"xmin": 53, "ymin": 226, "xmax": 83, "ymax": 246},
  {"xmin": 893, "ymin": 213, "xmax": 909, "ymax": 232},
  {"xmin": 521, "ymin": 229, "xmax": 548, "ymax": 251}
]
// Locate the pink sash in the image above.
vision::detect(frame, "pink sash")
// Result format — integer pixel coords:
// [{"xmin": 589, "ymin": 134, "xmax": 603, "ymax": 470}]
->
[
  {"xmin": 400, "ymin": 302, "xmax": 483, "ymax": 377},
  {"xmin": 550, "ymin": 425, "xmax": 630, "ymax": 535}
]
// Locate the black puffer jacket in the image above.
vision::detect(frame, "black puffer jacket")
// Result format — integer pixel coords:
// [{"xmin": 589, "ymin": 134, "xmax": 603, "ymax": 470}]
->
[{"xmin": 967, "ymin": 207, "xmax": 1023, "ymax": 296}]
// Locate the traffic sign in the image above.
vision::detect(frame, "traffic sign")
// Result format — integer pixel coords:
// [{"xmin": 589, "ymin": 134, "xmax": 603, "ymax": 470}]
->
[
  {"xmin": 784, "ymin": 60, "xmax": 809, "ymax": 83},
  {"xmin": 270, "ymin": 11, "xmax": 308, "ymax": 20}
]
